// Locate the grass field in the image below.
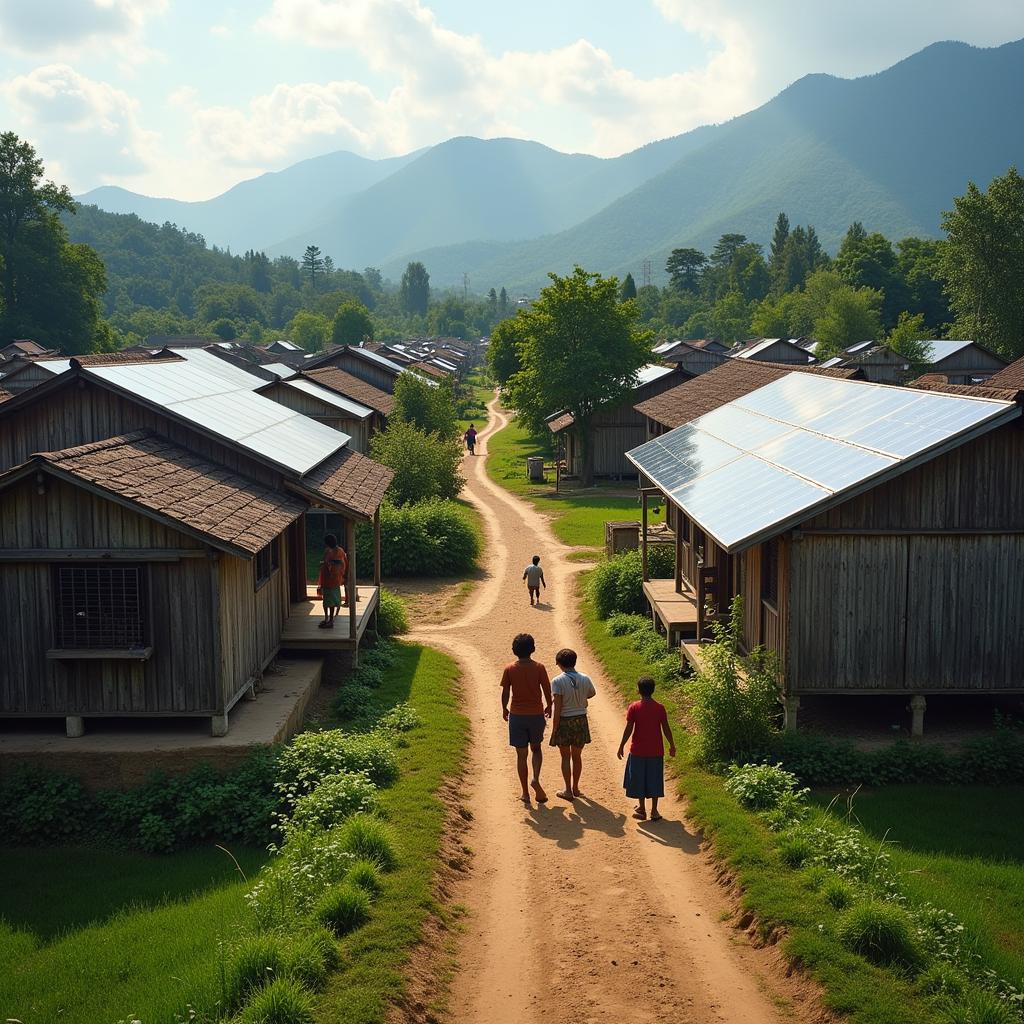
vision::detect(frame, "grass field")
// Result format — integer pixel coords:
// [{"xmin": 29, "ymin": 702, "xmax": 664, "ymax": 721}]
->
[
  {"xmin": 0, "ymin": 845, "xmax": 267, "ymax": 1024},
  {"xmin": 486, "ymin": 413, "xmax": 663, "ymax": 548}
]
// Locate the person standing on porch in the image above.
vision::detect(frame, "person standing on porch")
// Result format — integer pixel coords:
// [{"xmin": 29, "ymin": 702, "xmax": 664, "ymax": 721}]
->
[{"xmin": 316, "ymin": 533, "xmax": 348, "ymax": 629}]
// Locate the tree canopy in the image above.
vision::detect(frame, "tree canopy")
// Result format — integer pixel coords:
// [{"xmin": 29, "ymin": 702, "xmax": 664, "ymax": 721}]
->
[
  {"xmin": 331, "ymin": 300, "xmax": 373, "ymax": 347},
  {"xmin": 400, "ymin": 261, "xmax": 430, "ymax": 316}
]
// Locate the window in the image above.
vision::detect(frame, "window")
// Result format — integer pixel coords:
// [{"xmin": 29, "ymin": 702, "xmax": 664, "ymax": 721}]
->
[
  {"xmin": 255, "ymin": 539, "xmax": 280, "ymax": 589},
  {"xmin": 761, "ymin": 538, "xmax": 779, "ymax": 606},
  {"xmin": 54, "ymin": 565, "xmax": 147, "ymax": 650}
]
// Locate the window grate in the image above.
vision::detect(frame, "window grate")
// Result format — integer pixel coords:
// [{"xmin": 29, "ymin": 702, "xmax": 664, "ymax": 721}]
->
[
  {"xmin": 761, "ymin": 538, "xmax": 779, "ymax": 606},
  {"xmin": 54, "ymin": 565, "xmax": 147, "ymax": 649}
]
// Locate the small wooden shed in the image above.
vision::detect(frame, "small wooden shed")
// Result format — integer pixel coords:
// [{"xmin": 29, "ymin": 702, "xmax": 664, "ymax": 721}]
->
[{"xmin": 729, "ymin": 338, "xmax": 814, "ymax": 364}]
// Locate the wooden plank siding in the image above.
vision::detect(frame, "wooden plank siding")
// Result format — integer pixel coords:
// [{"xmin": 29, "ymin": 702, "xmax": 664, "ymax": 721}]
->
[{"xmin": 259, "ymin": 382, "xmax": 372, "ymax": 453}]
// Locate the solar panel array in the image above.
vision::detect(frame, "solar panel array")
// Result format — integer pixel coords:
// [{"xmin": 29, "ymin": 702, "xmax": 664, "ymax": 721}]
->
[{"xmin": 626, "ymin": 373, "xmax": 1017, "ymax": 552}]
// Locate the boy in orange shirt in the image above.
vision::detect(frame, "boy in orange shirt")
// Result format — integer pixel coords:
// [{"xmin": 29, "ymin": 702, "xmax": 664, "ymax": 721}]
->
[{"xmin": 500, "ymin": 633, "xmax": 552, "ymax": 804}]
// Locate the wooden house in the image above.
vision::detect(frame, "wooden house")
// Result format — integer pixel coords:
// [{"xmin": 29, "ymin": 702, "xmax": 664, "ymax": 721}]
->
[
  {"xmin": 627, "ymin": 372, "xmax": 1024, "ymax": 733},
  {"xmin": 304, "ymin": 344, "xmax": 407, "ymax": 393},
  {"xmin": 728, "ymin": 338, "xmax": 815, "ymax": 364},
  {"xmin": 299, "ymin": 367, "xmax": 393, "ymax": 431},
  {"xmin": 257, "ymin": 377, "xmax": 376, "ymax": 453},
  {"xmin": 0, "ymin": 340, "xmax": 55, "ymax": 362},
  {"xmin": 826, "ymin": 340, "xmax": 1008, "ymax": 385},
  {"xmin": 652, "ymin": 340, "xmax": 728, "ymax": 376},
  {"xmin": 0, "ymin": 355, "xmax": 393, "ymax": 737},
  {"xmin": 546, "ymin": 365, "xmax": 692, "ymax": 480}
]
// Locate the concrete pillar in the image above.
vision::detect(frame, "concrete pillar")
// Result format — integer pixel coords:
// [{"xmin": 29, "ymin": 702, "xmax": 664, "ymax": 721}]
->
[
  {"xmin": 782, "ymin": 695, "xmax": 800, "ymax": 732},
  {"xmin": 65, "ymin": 715, "xmax": 85, "ymax": 738},
  {"xmin": 210, "ymin": 713, "xmax": 229, "ymax": 737},
  {"xmin": 909, "ymin": 695, "xmax": 927, "ymax": 738}
]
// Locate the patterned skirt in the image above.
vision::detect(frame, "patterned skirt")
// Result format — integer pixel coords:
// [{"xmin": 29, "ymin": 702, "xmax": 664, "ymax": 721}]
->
[{"xmin": 549, "ymin": 714, "xmax": 592, "ymax": 747}]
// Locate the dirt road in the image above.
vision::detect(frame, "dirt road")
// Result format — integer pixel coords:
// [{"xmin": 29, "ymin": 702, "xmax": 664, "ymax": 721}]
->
[{"xmin": 407, "ymin": 397, "xmax": 786, "ymax": 1024}]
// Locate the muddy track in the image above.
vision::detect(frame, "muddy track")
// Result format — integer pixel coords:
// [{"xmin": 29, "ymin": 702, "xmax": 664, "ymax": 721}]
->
[{"xmin": 406, "ymin": 396, "xmax": 789, "ymax": 1024}]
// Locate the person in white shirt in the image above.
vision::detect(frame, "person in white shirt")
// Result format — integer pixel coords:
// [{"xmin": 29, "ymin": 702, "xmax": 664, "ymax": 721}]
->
[
  {"xmin": 548, "ymin": 648, "xmax": 596, "ymax": 800},
  {"xmin": 523, "ymin": 555, "xmax": 546, "ymax": 606}
]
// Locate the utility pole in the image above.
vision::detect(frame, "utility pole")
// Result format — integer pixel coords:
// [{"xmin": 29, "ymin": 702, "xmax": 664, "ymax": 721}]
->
[{"xmin": 641, "ymin": 259, "xmax": 652, "ymax": 289}]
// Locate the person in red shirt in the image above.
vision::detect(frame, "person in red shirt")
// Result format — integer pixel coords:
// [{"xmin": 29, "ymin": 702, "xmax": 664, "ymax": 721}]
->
[
  {"xmin": 500, "ymin": 633, "xmax": 552, "ymax": 804},
  {"xmin": 616, "ymin": 676, "xmax": 676, "ymax": 822}
]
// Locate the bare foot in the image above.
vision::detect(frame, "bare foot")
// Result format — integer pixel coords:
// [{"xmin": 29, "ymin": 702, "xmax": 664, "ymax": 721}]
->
[
  {"xmin": 531, "ymin": 781, "xmax": 548, "ymax": 803},
  {"xmin": 632, "ymin": 809, "xmax": 647, "ymax": 820},
  {"xmin": 556, "ymin": 790, "xmax": 574, "ymax": 801}
]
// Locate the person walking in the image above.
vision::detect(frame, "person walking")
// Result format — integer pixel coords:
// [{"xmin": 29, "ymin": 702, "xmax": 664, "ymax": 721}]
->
[
  {"xmin": 548, "ymin": 648, "xmax": 596, "ymax": 800},
  {"xmin": 523, "ymin": 555, "xmax": 546, "ymax": 606},
  {"xmin": 500, "ymin": 633, "xmax": 552, "ymax": 804},
  {"xmin": 616, "ymin": 677, "xmax": 676, "ymax": 821},
  {"xmin": 315, "ymin": 533, "xmax": 348, "ymax": 629},
  {"xmin": 464, "ymin": 424, "xmax": 478, "ymax": 455}
]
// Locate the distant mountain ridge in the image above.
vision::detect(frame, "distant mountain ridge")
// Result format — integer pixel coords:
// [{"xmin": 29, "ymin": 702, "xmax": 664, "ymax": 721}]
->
[{"xmin": 76, "ymin": 38, "xmax": 1024, "ymax": 290}]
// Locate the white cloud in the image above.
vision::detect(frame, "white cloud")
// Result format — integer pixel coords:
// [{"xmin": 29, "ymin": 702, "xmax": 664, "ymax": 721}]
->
[
  {"xmin": 0, "ymin": 0, "xmax": 167, "ymax": 54},
  {"xmin": 2, "ymin": 64, "xmax": 158, "ymax": 189}
]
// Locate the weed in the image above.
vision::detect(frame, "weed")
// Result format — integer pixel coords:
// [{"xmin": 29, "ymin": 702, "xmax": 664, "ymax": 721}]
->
[
  {"xmin": 225, "ymin": 934, "xmax": 287, "ymax": 1012},
  {"xmin": 340, "ymin": 814, "xmax": 399, "ymax": 871},
  {"xmin": 316, "ymin": 884, "xmax": 371, "ymax": 936},
  {"xmin": 838, "ymin": 901, "xmax": 923, "ymax": 972},
  {"xmin": 347, "ymin": 859, "xmax": 384, "ymax": 897},
  {"xmin": 284, "ymin": 928, "xmax": 336, "ymax": 992},
  {"xmin": 237, "ymin": 977, "xmax": 315, "ymax": 1024}
]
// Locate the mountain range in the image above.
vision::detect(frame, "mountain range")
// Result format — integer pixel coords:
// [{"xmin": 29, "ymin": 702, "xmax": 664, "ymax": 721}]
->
[{"xmin": 78, "ymin": 39, "xmax": 1024, "ymax": 293}]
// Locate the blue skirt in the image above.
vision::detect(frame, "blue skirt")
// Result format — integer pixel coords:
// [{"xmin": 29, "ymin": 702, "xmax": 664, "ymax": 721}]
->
[{"xmin": 623, "ymin": 755, "xmax": 664, "ymax": 799}]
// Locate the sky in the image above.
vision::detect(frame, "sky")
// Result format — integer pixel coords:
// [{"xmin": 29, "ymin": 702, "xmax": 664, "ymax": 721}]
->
[{"xmin": 0, "ymin": 0, "xmax": 1022, "ymax": 201}]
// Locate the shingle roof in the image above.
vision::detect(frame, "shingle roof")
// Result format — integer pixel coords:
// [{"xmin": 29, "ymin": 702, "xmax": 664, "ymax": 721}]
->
[
  {"xmin": 636, "ymin": 359, "xmax": 860, "ymax": 429},
  {"xmin": 546, "ymin": 412, "xmax": 574, "ymax": 433},
  {"xmin": 908, "ymin": 373, "xmax": 1022, "ymax": 402},
  {"xmin": 70, "ymin": 351, "xmax": 184, "ymax": 367},
  {"xmin": 411, "ymin": 360, "xmax": 450, "ymax": 379},
  {"xmin": 24, "ymin": 432, "xmax": 306, "ymax": 555},
  {"xmin": 301, "ymin": 367, "xmax": 395, "ymax": 415},
  {"xmin": 298, "ymin": 447, "xmax": 394, "ymax": 520},
  {"xmin": 988, "ymin": 355, "xmax": 1024, "ymax": 390}
]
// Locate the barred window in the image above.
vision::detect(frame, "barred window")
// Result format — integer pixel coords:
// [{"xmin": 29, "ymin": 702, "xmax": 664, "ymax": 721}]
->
[
  {"xmin": 255, "ymin": 539, "xmax": 280, "ymax": 589},
  {"xmin": 54, "ymin": 565, "xmax": 147, "ymax": 650},
  {"xmin": 761, "ymin": 538, "xmax": 779, "ymax": 606}
]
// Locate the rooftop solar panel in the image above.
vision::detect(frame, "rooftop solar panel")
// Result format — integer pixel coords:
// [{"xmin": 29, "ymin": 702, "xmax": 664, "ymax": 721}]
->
[
  {"xmin": 284, "ymin": 379, "xmax": 373, "ymax": 418},
  {"xmin": 626, "ymin": 373, "xmax": 1018, "ymax": 552}
]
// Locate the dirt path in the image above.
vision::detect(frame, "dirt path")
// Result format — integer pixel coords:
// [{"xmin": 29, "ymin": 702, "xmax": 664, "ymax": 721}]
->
[{"xmin": 406, "ymin": 396, "xmax": 788, "ymax": 1024}]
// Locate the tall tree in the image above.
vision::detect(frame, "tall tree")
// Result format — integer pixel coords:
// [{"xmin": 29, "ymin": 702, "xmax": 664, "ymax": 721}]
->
[
  {"xmin": 498, "ymin": 286, "xmax": 509, "ymax": 315},
  {"xmin": 504, "ymin": 267, "xmax": 652, "ymax": 486},
  {"xmin": 834, "ymin": 229, "xmax": 906, "ymax": 328},
  {"xmin": 710, "ymin": 233, "xmax": 748, "ymax": 268},
  {"xmin": 769, "ymin": 212, "xmax": 790, "ymax": 276},
  {"xmin": 0, "ymin": 132, "xmax": 110, "ymax": 353},
  {"xmin": 245, "ymin": 250, "xmax": 272, "ymax": 292},
  {"xmin": 487, "ymin": 287, "xmax": 498, "ymax": 317},
  {"xmin": 940, "ymin": 166, "xmax": 1024, "ymax": 359},
  {"xmin": 487, "ymin": 315, "xmax": 524, "ymax": 385},
  {"xmin": 287, "ymin": 310, "xmax": 329, "ymax": 351},
  {"xmin": 814, "ymin": 284, "xmax": 884, "ymax": 357},
  {"xmin": 331, "ymin": 299, "xmax": 374, "ymax": 347},
  {"xmin": 619, "ymin": 272, "xmax": 637, "ymax": 301},
  {"xmin": 392, "ymin": 371, "xmax": 458, "ymax": 440},
  {"xmin": 400, "ymin": 261, "xmax": 430, "ymax": 316},
  {"xmin": 302, "ymin": 245, "xmax": 324, "ymax": 290},
  {"xmin": 363, "ymin": 266, "xmax": 383, "ymax": 292},
  {"xmin": 885, "ymin": 311, "xmax": 932, "ymax": 372},
  {"xmin": 665, "ymin": 247, "xmax": 707, "ymax": 292}
]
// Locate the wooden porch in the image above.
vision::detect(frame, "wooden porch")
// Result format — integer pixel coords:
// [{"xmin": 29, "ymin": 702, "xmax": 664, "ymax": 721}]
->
[
  {"xmin": 281, "ymin": 585, "xmax": 379, "ymax": 650},
  {"xmin": 643, "ymin": 577, "xmax": 698, "ymax": 645}
]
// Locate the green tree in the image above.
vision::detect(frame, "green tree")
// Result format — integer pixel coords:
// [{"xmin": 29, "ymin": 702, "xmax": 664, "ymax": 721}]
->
[
  {"xmin": 619, "ymin": 272, "xmax": 637, "ymax": 301},
  {"xmin": 0, "ymin": 132, "xmax": 110, "ymax": 353},
  {"xmin": 885, "ymin": 311, "xmax": 932, "ymax": 372},
  {"xmin": 393, "ymin": 371, "xmax": 458, "ymax": 439},
  {"xmin": 708, "ymin": 291, "xmax": 752, "ymax": 344},
  {"xmin": 665, "ymin": 248, "xmax": 707, "ymax": 292},
  {"xmin": 287, "ymin": 310, "xmax": 330, "ymax": 351},
  {"xmin": 834, "ymin": 225, "xmax": 905, "ymax": 327},
  {"xmin": 635, "ymin": 283, "xmax": 662, "ymax": 322},
  {"xmin": 302, "ymin": 245, "xmax": 324, "ymax": 290},
  {"xmin": 370, "ymin": 419, "xmax": 464, "ymax": 505},
  {"xmin": 245, "ymin": 250, "xmax": 272, "ymax": 292},
  {"xmin": 498, "ymin": 286, "xmax": 509, "ymax": 315},
  {"xmin": 331, "ymin": 300, "xmax": 373, "ymax": 347},
  {"xmin": 503, "ymin": 267, "xmax": 652, "ymax": 486},
  {"xmin": 486, "ymin": 316, "xmax": 524, "ymax": 384},
  {"xmin": 710, "ymin": 233, "xmax": 748, "ymax": 268},
  {"xmin": 769, "ymin": 212, "xmax": 789, "ymax": 278},
  {"xmin": 400, "ymin": 261, "xmax": 430, "ymax": 316},
  {"xmin": 940, "ymin": 166, "xmax": 1024, "ymax": 359},
  {"xmin": 486, "ymin": 287, "xmax": 498, "ymax": 318},
  {"xmin": 896, "ymin": 238, "xmax": 950, "ymax": 331},
  {"xmin": 210, "ymin": 318, "xmax": 237, "ymax": 340},
  {"xmin": 814, "ymin": 284, "xmax": 883, "ymax": 357}
]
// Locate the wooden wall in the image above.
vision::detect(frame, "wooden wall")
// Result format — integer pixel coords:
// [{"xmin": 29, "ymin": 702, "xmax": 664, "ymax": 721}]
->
[
  {"xmin": 260, "ymin": 382, "xmax": 371, "ymax": 453},
  {"xmin": 1, "ymin": 365, "xmax": 56, "ymax": 394},
  {"xmin": 331, "ymin": 352, "xmax": 399, "ymax": 393},
  {"xmin": 934, "ymin": 346, "xmax": 1008, "ymax": 383},
  {"xmin": 0, "ymin": 477, "xmax": 219, "ymax": 716}
]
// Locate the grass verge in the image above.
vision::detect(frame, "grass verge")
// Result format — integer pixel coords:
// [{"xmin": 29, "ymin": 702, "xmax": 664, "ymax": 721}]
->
[
  {"xmin": 487, "ymin": 414, "xmax": 663, "ymax": 548},
  {"xmin": 314, "ymin": 642, "xmax": 467, "ymax": 1023},
  {"xmin": 578, "ymin": 581, "xmax": 953, "ymax": 1024}
]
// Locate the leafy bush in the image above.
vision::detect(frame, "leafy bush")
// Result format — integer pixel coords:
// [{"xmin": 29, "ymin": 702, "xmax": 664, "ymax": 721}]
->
[
  {"xmin": 686, "ymin": 597, "xmax": 781, "ymax": 767},
  {"xmin": 226, "ymin": 934, "xmax": 287, "ymax": 1012},
  {"xmin": 376, "ymin": 589, "xmax": 409, "ymax": 636},
  {"xmin": 316, "ymin": 883, "xmax": 371, "ymax": 936},
  {"xmin": 919, "ymin": 963, "xmax": 968, "ymax": 999},
  {"xmin": 605, "ymin": 612, "xmax": 650, "ymax": 637},
  {"xmin": 331, "ymin": 683, "xmax": 376, "ymax": 721},
  {"xmin": 237, "ymin": 977, "xmax": 315, "ymax": 1024},
  {"xmin": 724, "ymin": 762, "xmax": 808, "ymax": 812},
  {"xmin": 370, "ymin": 420, "xmax": 464, "ymax": 504},
  {"xmin": 375, "ymin": 702, "xmax": 422, "ymax": 735},
  {"xmin": 393, "ymin": 372, "xmax": 459, "ymax": 439},
  {"xmin": 361, "ymin": 639, "xmax": 398, "ymax": 670},
  {"xmin": 589, "ymin": 547, "xmax": 674, "ymax": 619},
  {"xmin": 358, "ymin": 499, "xmax": 480, "ymax": 576},
  {"xmin": 347, "ymin": 858, "xmax": 384, "ymax": 897},
  {"xmin": 288, "ymin": 772, "xmax": 378, "ymax": 832},
  {"xmin": 340, "ymin": 813, "xmax": 399, "ymax": 870},
  {"xmin": 0, "ymin": 765, "xmax": 92, "ymax": 843},
  {"xmin": 276, "ymin": 730, "xmax": 399, "ymax": 805},
  {"xmin": 349, "ymin": 664, "xmax": 385, "ymax": 689},
  {"xmin": 837, "ymin": 901, "xmax": 923, "ymax": 972},
  {"xmin": 284, "ymin": 928, "xmax": 337, "ymax": 992}
]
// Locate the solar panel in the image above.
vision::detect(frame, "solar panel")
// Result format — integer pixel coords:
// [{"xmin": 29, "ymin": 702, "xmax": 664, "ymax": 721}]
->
[
  {"xmin": 626, "ymin": 373, "xmax": 1018, "ymax": 551},
  {"xmin": 636, "ymin": 364, "xmax": 675, "ymax": 386},
  {"xmin": 285, "ymin": 379, "xmax": 373, "ymax": 418}
]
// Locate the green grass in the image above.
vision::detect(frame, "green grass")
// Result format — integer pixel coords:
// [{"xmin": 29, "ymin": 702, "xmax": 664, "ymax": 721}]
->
[
  {"xmin": 456, "ymin": 370, "xmax": 492, "ymax": 435},
  {"xmin": 314, "ymin": 642, "xmax": 467, "ymax": 1023},
  {"xmin": 486, "ymin": 414, "xmax": 663, "ymax": 548},
  {"xmin": 816, "ymin": 785, "xmax": 1024, "ymax": 987},
  {"xmin": 579, "ymin": 582, "xmax": 948, "ymax": 1024},
  {"xmin": 0, "ymin": 845, "xmax": 268, "ymax": 1024}
]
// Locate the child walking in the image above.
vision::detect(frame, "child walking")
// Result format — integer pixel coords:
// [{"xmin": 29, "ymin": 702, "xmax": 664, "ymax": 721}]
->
[
  {"xmin": 464, "ymin": 424, "xmax": 478, "ymax": 455},
  {"xmin": 523, "ymin": 555, "xmax": 546, "ymax": 606},
  {"xmin": 616, "ymin": 677, "xmax": 676, "ymax": 821}
]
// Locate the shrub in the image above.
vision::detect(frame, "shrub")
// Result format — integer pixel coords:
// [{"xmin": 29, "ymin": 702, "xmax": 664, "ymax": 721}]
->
[
  {"xmin": 361, "ymin": 639, "xmax": 398, "ymax": 669},
  {"xmin": 725, "ymin": 762, "xmax": 808, "ymax": 813},
  {"xmin": 331, "ymin": 683, "xmax": 375, "ymax": 721},
  {"xmin": 376, "ymin": 589, "xmax": 409, "ymax": 636},
  {"xmin": 288, "ymin": 773, "xmax": 378, "ymax": 832},
  {"xmin": 778, "ymin": 833, "xmax": 813, "ymax": 868},
  {"xmin": 340, "ymin": 813, "xmax": 399, "ymax": 870},
  {"xmin": 822, "ymin": 876, "xmax": 855, "ymax": 910},
  {"xmin": 226, "ymin": 934, "xmax": 287, "ymax": 1011},
  {"xmin": 837, "ymin": 901, "xmax": 923, "ymax": 972},
  {"xmin": 284, "ymin": 928, "xmax": 337, "ymax": 992},
  {"xmin": 588, "ymin": 547, "xmax": 674, "ymax": 619},
  {"xmin": 0, "ymin": 765, "xmax": 92, "ymax": 843},
  {"xmin": 686, "ymin": 597, "xmax": 781, "ymax": 766},
  {"xmin": 938, "ymin": 989, "xmax": 1015, "ymax": 1024},
  {"xmin": 605, "ymin": 612, "xmax": 649, "ymax": 637},
  {"xmin": 276, "ymin": 730, "xmax": 399, "ymax": 805},
  {"xmin": 370, "ymin": 420, "xmax": 464, "ymax": 504},
  {"xmin": 237, "ymin": 977, "xmax": 315, "ymax": 1024},
  {"xmin": 375, "ymin": 702, "xmax": 422, "ymax": 735},
  {"xmin": 918, "ymin": 963, "xmax": 968, "ymax": 999},
  {"xmin": 347, "ymin": 858, "xmax": 384, "ymax": 897},
  {"xmin": 350, "ymin": 664, "xmax": 385, "ymax": 689},
  {"xmin": 316, "ymin": 883, "xmax": 371, "ymax": 936},
  {"xmin": 358, "ymin": 499, "xmax": 480, "ymax": 577}
]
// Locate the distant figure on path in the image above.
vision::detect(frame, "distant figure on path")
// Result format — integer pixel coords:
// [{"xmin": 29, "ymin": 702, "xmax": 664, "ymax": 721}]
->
[
  {"xmin": 523, "ymin": 555, "xmax": 546, "ymax": 606},
  {"xmin": 617, "ymin": 677, "xmax": 676, "ymax": 821},
  {"xmin": 464, "ymin": 424, "xmax": 477, "ymax": 455},
  {"xmin": 548, "ymin": 648, "xmax": 596, "ymax": 800},
  {"xmin": 316, "ymin": 533, "xmax": 348, "ymax": 629},
  {"xmin": 500, "ymin": 633, "xmax": 552, "ymax": 804}
]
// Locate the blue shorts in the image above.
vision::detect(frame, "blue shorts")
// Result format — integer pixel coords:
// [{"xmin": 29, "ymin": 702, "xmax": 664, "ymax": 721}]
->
[
  {"xmin": 623, "ymin": 755, "xmax": 665, "ymax": 799},
  {"xmin": 508, "ymin": 714, "xmax": 545, "ymax": 748}
]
